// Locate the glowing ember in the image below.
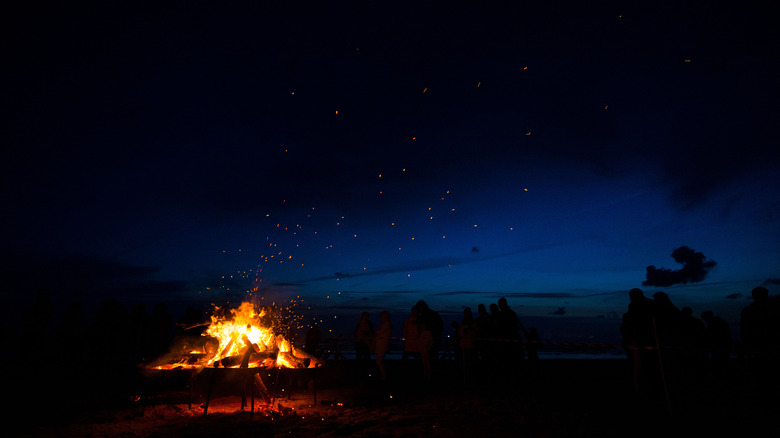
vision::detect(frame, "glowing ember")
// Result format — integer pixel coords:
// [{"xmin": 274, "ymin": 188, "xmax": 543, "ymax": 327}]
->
[{"xmin": 150, "ymin": 302, "xmax": 318, "ymax": 370}]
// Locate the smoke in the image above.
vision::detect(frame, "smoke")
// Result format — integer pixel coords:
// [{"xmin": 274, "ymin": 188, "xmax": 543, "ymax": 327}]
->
[{"xmin": 642, "ymin": 246, "xmax": 717, "ymax": 287}]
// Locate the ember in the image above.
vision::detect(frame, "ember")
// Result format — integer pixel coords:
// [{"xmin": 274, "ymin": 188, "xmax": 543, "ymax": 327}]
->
[{"xmin": 149, "ymin": 302, "xmax": 319, "ymax": 370}]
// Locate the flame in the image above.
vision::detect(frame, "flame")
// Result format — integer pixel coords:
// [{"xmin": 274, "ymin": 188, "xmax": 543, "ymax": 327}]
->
[{"xmin": 150, "ymin": 301, "xmax": 317, "ymax": 370}]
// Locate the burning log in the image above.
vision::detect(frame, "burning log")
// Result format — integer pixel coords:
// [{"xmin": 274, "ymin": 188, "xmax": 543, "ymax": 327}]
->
[
  {"xmin": 218, "ymin": 352, "xmax": 277, "ymax": 368},
  {"xmin": 252, "ymin": 373, "xmax": 271, "ymax": 403},
  {"xmin": 240, "ymin": 334, "xmax": 260, "ymax": 368},
  {"xmin": 277, "ymin": 352, "xmax": 307, "ymax": 368},
  {"xmin": 291, "ymin": 346, "xmax": 320, "ymax": 367},
  {"xmin": 216, "ymin": 334, "xmax": 236, "ymax": 364}
]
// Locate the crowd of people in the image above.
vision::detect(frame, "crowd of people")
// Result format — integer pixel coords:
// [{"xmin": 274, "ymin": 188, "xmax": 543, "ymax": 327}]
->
[
  {"xmin": 348, "ymin": 298, "xmax": 538, "ymax": 383},
  {"xmin": 621, "ymin": 286, "xmax": 780, "ymax": 398},
  {"xmin": 342, "ymin": 286, "xmax": 780, "ymax": 387}
]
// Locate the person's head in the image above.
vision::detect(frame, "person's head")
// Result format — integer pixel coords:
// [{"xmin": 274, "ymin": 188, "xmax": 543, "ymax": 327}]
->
[
  {"xmin": 478, "ymin": 304, "xmax": 487, "ymax": 315},
  {"xmin": 360, "ymin": 311, "xmax": 369, "ymax": 320},
  {"xmin": 629, "ymin": 288, "xmax": 645, "ymax": 301},
  {"xmin": 464, "ymin": 307, "xmax": 472, "ymax": 318},
  {"xmin": 653, "ymin": 291, "xmax": 672, "ymax": 306},
  {"xmin": 752, "ymin": 286, "xmax": 769, "ymax": 301},
  {"xmin": 380, "ymin": 310, "xmax": 390, "ymax": 322},
  {"xmin": 490, "ymin": 303, "xmax": 499, "ymax": 314},
  {"xmin": 498, "ymin": 297, "xmax": 508, "ymax": 309}
]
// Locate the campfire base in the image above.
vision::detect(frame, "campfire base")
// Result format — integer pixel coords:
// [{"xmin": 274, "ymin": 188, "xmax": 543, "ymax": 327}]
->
[
  {"xmin": 202, "ymin": 366, "xmax": 319, "ymax": 415},
  {"xmin": 141, "ymin": 366, "xmax": 320, "ymax": 415}
]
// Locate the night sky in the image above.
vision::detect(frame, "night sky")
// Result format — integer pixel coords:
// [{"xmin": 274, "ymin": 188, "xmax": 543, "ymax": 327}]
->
[{"xmin": 3, "ymin": 2, "xmax": 779, "ymax": 346}]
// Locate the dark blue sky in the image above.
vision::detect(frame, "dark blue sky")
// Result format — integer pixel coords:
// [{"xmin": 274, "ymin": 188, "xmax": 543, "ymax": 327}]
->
[{"xmin": 3, "ymin": 2, "xmax": 779, "ymax": 343}]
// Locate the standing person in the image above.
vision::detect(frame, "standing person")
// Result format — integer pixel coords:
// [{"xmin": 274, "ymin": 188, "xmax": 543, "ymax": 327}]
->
[
  {"xmin": 403, "ymin": 305, "xmax": 420, "ymax": 360},
  {"xmin": 354, "ymin": 312, "xmax": 375, "ymax": 372},
  {"xmin": 458, "ymin": 307, "xmax": 479, "ymax": 381},
  {"xmin": 374, "ymin": 311, "xmax": 393, "ymax": 381},
  {"xmin": 496, "ymin": 297, "xmax": 526, "ymax": 382},
  {"xmin": 526, "ymin": 328, "xmax": 540, "ymax": 360},
  {"xmin": 740, "ymin": 286, "xmax": 772, "ymax": 356},
  {"xmin": 415, "ymin": 301, "xmax": 443, "ymax": 358},
  {"xmin": 475, "ymin": 303, "xmax": 495, "ymax": 370},
  {"xmin": 701, "ymin": 310, "xmax": 732, "ymax": 372},
  {"xmin": 622, "ymin": 288, "xmax": 656, "ymax": 393},
  {"xmin": 525, "ymin": 328, "xmax": 541, "ymax": 377},
  {"xmin": 419, "ymin": 316, "xmax": 433, "ymax": 380},
  {"xmin": 498, "ymin": 297, "xmax": 527, "ymax": 359}
]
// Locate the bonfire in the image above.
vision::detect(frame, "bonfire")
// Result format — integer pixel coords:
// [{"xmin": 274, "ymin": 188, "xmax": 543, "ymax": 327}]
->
[{"xmin": 149, "ymin": 302, "xmax": 320, "ymax": 370}]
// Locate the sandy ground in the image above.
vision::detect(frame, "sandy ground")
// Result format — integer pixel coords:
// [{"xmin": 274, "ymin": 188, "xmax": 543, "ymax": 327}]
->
[{"xmin": 10, "ymin": 358, "xmax": 779, "ymax": 438}]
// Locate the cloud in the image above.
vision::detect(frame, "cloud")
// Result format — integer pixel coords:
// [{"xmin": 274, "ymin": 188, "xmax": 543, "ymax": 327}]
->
[{"xmin": 642, "ymin": 246, "xmax": 717, "ymax": 287}]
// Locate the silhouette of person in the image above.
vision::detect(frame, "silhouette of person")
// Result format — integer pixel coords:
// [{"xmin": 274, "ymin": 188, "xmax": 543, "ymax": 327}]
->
[
  {"xmin": 418, "ymin": 316, "xmax": 433, "ymax": 380},
  {"xmin": 525, "ymin": 327, "xmax": 541, "ymax": 378},
  {"xmin": 458, "ymin": 307, "xmax": 479, "ymax": 380},
  {"xmin": 701, "ymin": 310, "xmax": 732, "ymax": 364},
  {"xmin": 740, "ymin": 286, "xmax": 774, "ymax": 357},
  {"xmin": 497, "ymin": 297, "xmax": 527, "ymax": 361},
  {"xmin": 354, "ymin": 312, "xmax": 374, "ymax": 366},
  {"xmin": 679, "ymin": 306, "xmax": 707, "ymax": 380},
  {"xmin": 374, "ymin": 311, "xmax": 392, "ymax": 381},
  {"xmin": 622, "ymin": 288, "xmax": 656, "ymax": 393},
  {"xmin": 415, "ymin": 301, "xmax": 443, "ymax": 363},
  {"xmin": 652, "ymin": 292, "xmax": 682, "ymax": 345},
  {"xmin": 402, "ymin": 305, "xmax": 421, "ymax": 360},
  {"xmin": 476, "ymin": 303, "xmax": 496, "ymax": 372}
]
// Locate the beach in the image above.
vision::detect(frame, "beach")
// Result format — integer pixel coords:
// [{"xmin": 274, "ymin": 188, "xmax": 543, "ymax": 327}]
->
[{"xmin": 13, "ymin": 356, "xmax": 778, "ymax": 438}]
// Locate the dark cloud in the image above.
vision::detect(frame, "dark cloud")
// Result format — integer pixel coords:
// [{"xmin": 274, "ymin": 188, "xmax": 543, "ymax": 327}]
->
[
  {"xmin": 549, "ymin": 307, "xmax": 567, "ymax": 316},
  {"xmin": 336, "ymin": 290, "xmax": 422, "ymax": 295},
  {"xmin": 642, "ymin": 246, "xmax": 717, "ymax": 287},
  {"xmin": 272, "ymin": 282, "xmax": 306, "ymax": 288}
]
